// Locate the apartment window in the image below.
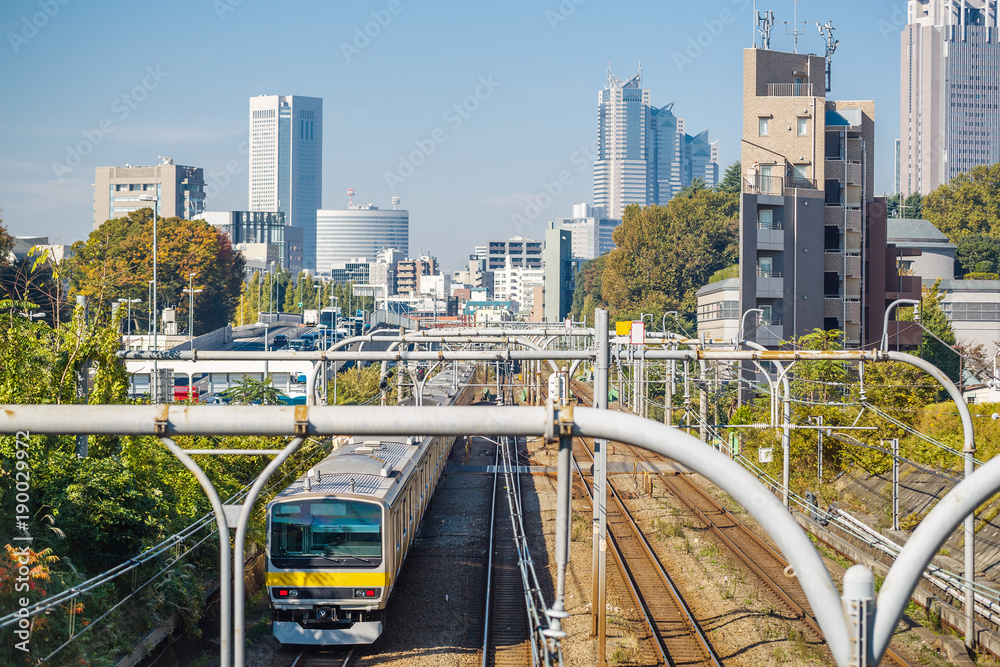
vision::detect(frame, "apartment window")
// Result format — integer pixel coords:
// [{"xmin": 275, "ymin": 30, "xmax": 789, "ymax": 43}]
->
[
  {"xmin": 797, "ymin": 117, "xmax": 808, "ymax": 136},
  {"xmin": 758, "ymin": 208, "xmax": 774, "ymax": 229},
  {"xmin": 759, "ymin": 117, "xmax": 770, "ymax": 136},
  {"xmin": 758, "ymin": 256, "xmax": 773, "ymax": 277},
  {"xmin": 761, "ymin": 304, "xmax": 773, "ymax": 323}
]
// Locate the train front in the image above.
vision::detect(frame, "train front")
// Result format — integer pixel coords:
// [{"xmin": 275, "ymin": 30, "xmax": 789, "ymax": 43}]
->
[{"xmin": 266, "ymin": 488, "xmax": 388, "ymax": 644}]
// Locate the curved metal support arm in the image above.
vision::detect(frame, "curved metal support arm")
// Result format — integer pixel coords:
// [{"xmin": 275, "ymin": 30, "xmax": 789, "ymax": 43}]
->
[
  {"xmin": 570, "ymin": 410, "xmax": 852, "ymax": 667},
  {"xmin": 233, "ymin": 436, "xmax": 305, "ymax": 666},
  {"xmin": 159, "ymin": 437, "xmax": 231, "ymax": 667}
]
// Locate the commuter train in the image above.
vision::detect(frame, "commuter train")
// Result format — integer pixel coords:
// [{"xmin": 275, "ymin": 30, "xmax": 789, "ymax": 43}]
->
[{"xmin": 265, "ymin": 363, "xmax": 476, "ymax": 645}]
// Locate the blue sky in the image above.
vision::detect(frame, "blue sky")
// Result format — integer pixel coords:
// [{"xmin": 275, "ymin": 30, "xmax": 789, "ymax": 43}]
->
[{"xmin": 0, "ymin": 0, "xmax": 908, "ymax": 270}]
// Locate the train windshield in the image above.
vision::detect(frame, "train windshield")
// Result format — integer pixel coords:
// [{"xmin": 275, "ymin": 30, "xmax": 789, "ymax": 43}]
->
[{"xmin": 271, "ymin": 499, "xmax": 382, "ymax": 559}]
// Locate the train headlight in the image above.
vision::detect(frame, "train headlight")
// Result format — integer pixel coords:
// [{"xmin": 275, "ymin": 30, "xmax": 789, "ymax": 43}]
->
[
  {"xmin": 354, "ymin": 588, "xmax": 379, "ymax": 599},
  {"xmin": 275, "ymin": 588, "xmax": 298, "ymax": 598}
]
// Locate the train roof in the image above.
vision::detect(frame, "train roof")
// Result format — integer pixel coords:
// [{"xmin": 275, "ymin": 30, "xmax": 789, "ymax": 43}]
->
[{"xmin": 269, "ymin": 363, "xmax": 475, "ymax": 507}]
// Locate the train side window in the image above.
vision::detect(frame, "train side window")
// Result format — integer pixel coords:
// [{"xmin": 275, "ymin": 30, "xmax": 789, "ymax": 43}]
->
[{"xmin": 403, "ymin": 500, "xmax": 407, "ymax": 537}]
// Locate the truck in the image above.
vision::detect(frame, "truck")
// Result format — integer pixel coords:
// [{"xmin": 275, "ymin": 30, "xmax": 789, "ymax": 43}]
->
[{"xmin": 303, "ymin": 309, "xmax": 319, "ymax": 325}]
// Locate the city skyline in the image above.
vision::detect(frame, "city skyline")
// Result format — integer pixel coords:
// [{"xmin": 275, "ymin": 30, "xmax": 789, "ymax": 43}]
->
[{"xmin": 2, "ymin": 0, "xmax": 916, "ymax": 270}]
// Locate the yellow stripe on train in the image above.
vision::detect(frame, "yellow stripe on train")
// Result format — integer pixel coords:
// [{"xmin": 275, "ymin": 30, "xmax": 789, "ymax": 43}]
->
[{"xmin": 266, "ymin": 571, "xmax": 388, "ymax": 587}]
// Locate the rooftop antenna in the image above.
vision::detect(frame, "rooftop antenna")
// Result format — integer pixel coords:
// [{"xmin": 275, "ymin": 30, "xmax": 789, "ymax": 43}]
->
[
  {"xmin": 392, "ymin": 196, "xmax": 401, "ymax": 210},
  {"xmin": 757, "ymin": 9, "xmax": 775, "ymax": 49},
  {"xmin": 817, "ymin": 20, "xmax": 839, "ymax": 92},
  {"xmin": 783, "ymin": 0, "xmax": 808, "ymax": 53},
  {"xmin": 347, "ymin": 188, "xmax": 355, "ymax": 207}
]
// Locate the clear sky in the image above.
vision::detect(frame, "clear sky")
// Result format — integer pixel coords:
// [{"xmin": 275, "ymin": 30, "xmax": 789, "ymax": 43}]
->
[{"xmin": 0, "ymin": 0, "xmax": 908, "ymax": 271}]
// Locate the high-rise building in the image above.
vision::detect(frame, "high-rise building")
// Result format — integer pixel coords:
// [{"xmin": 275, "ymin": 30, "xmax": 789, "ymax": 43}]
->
[
  {"xmin": 93, "ymin": 159, "xmax": 205, "ymax": 228},
  {"xmin": 314, "ymin": 204, "xmax": 409, "ymax": 276},
  {"xmin": 554, "ymin": 203, "xmax": 621, "ymax": 260},
  {"xmin": 249, "ymin": 95, "xmax": 323, "ymax": 270},
  {"xmin": 900, "ymin": 0, "xmax": 1000, "ymax": 194},
  {"xmin": 593, "ymin": 67, "xmax": 719, "ymax": 219},
  {"xmin": 738, "ymin": 47, "xmax": 919, "ymax": 349}
]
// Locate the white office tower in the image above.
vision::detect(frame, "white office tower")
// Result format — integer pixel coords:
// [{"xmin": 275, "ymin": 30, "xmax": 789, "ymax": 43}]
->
[
  {"xmin": 900, "ymin": 0, "xmax": 1000, "ymax": 194},
  {"xmin": 249, "ymin": 95, "xmax": 323, "ymax": 271},
  {"xmin": 594, "ymin": 68, "xmax": 652, "ymax": 220},
  {"xmin": 593, "ymin": 67, "xmax": 719, "ymax": 219}
]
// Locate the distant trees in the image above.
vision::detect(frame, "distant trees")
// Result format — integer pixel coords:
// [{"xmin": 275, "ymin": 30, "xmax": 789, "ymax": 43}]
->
[
  {"xmin": 716, "ymin": 161, "xmax": 741, "ymax": 194},
  {"xmin": 593, "ymin": 189, "xmax": 738, "ymax": 323},
  {"xmin": 885, "ymin": 192, "xmax": 924, "ymax": 220},
  {"xmin": 923, "ymin": 162, "xmax": 1000, "ymax": 240},
  {"xmin": 954, "ymin": 233, "xmax": 1000, "ymax": 278},
  {"xmin": 69, "ymin": 209, "xmax": 245, "ymax": 333}
]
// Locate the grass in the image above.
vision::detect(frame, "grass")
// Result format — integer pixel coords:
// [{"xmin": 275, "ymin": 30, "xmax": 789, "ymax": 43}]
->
[{"xmin": 609, "ymin": 636, "xmax": 641, "ymax": 665}]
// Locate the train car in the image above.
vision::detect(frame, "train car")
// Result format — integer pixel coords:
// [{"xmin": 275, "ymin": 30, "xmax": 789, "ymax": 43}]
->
[{"xmin": 265, "ymin": 363, "xmax": 475, "ymax": 645}]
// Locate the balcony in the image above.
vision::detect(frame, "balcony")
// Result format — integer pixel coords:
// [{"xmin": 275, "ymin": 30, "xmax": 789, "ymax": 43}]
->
[
  {"xmin": 756, "ymin": 269, "xmax": 783, "ymax": 298},
  {"xmin": 766, "ymin": 82, "xmax": 816, "ymax": 96},
  {"xmin": 744, "ymin": 175, "xmax": 783, "ymax": 196},
  {"xmin": 757, "ymin": 224, "xmax": 783, "ymax": 251},
  {"xmin": 755, "ymin": 320, "xmax": 784, "ymax": 347},
  {"xmin": 787, "ymin": 177, "xmax": 817, "ymax": 190}
]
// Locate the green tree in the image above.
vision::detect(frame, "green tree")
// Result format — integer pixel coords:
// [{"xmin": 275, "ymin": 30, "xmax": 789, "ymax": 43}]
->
[
  {"xmin": 716, "ymin": 161, "xmax": 741, "ymax": 194},
  {"xmin": 954, "ymin": 233, "xmax": 1000, "ymax": 277},
  {"xmin": 917, "ymin": 281, "xmax": 959, "ymax": 384},
  {"xmin": 221, "ymin": 375, "xmax": 285, "ymax": 405},
  {"xmin": 885, "ymin": 192, "xmax": 924, "ymax": 220},
  {"xmin": 599, "ymin": 190, "xmax": 738, "ymax": 320},
  {"xmin": 569, "ymin": 254, "xmax": 607, "ymax": 325},
  {"xmin": 0, "ymin": 212, "xmax": 13, "ymax": 265},
  {"xmin": 68, "ymin": 208, "xmax": 245, "ymax": 333},
  {"xmin": 676, "ymin": 176, "xmax": 708, "ymax": 199},
  {"xmin": 923, "ymin": 162, "xmax": 1000, "ymax": 241}
]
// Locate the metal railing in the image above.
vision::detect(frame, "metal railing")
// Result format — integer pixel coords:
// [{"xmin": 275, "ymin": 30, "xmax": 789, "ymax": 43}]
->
[
  {"xmin": 767, "ymin": 82, "xmax": 815, "ymax": 96},
  {"xmin": 757, "ymin": 220, "xmax": 783, "ymax": 230},
  {"xmin": 743, "ymin": 174, "xmax": 783, "ymax": 196},
  {"xmin": 756, "ymin": 268, "xmax": 783, "ymax": 278},
  {"xmin": 787, "ymin": 176, "xmax": 817, "ymax": 190}
]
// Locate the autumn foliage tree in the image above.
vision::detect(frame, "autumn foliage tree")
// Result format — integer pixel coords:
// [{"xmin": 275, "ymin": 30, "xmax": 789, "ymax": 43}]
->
[{"xmin": 68, "ymin": 208, "xmax": 244, "ymax": 334}]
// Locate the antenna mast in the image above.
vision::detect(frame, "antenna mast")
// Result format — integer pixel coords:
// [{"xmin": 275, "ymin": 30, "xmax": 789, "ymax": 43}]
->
[
  {"xmin": 783, "ymin": 0, "xmax": 808, "ymax": 53},
  {"xmin": 347, "ymin": 188, "xmax": 355, "ymax": 207},
  {"xmin": 757, "ymin": 9, "xmax": 775, "ymax": 49},
  {"xmin": 817, "ymin": 20, "xmax": 839, "ymax": 93}
]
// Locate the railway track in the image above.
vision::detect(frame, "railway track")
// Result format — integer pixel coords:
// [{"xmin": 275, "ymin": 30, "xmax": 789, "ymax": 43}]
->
[
  {"xmin": 483, "ymin": 434, "xmax": 531, "ymax": 666},
  {"xmin": 288, "ymin": 646, "xmax": 353, "ymax": 667},
  {"xmin": 570, "ymin": 380, "xmax": 920, "ymax": 667},
  {"xmin": 570, "ymin": 436, "xmax": 722, "ymax": 667}
]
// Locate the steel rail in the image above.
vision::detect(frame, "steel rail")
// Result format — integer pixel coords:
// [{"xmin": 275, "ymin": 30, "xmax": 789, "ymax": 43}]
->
[
  {"xmin": 573, "ymin": 438, "xmax": 720, "ymax": 667},
  {"xmin": 481, "ymin": 435, "xmax": 500, "ymax": 667}
]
